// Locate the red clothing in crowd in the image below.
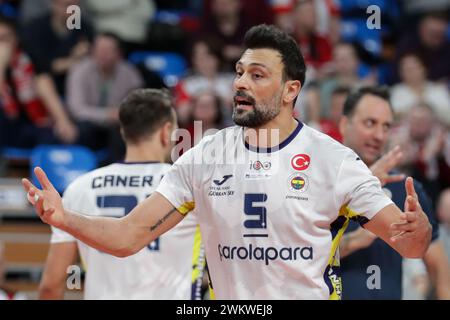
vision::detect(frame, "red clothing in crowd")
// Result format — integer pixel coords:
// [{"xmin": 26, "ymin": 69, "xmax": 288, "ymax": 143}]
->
[{"xmin": 319, "ymin": 119, "xmax": 342, "ymax": 143}]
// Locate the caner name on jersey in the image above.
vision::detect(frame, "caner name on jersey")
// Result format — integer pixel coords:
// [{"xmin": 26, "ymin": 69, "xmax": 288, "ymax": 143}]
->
[{"xmin": 91, "ymin": 175, "xmax": 157, "ymax": 189}]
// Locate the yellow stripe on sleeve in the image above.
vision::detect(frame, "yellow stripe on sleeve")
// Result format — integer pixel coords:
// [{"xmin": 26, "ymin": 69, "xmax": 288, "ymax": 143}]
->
[{"xmin": 177, "ymin": 201, "xmax": 195, "ymax": 216}]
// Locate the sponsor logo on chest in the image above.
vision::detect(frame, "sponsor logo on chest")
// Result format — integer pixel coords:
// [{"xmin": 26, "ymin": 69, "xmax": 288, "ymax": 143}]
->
[{"xmin": 208, "ymin": 174, "xmax": 235, "ymax": 197}]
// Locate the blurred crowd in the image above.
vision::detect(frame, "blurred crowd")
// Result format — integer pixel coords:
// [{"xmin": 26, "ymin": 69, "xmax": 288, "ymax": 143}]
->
[{"xmin": 0, "ymin": 0, "xmax": 449, "ymax": 299}]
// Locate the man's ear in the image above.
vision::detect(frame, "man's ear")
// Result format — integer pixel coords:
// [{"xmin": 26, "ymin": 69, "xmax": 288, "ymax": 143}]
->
[
  {"xmin": 119, "ymin": 127, "xmax": 125, "ymax": 142},
  {"xmin": 339, "ymin": 115, "xmax": 348, "ymax": 137},
  {"xmin": 283, "ymin": 80, "xmax": 301, "ymax": 105},
  {"xmin": 160, "ymin": 121, "xmax": 173, "ymax": 147}
]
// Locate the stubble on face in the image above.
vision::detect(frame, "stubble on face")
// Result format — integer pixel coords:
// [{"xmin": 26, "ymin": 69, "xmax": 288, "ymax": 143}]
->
[{"xmin": 232, "ymin": 89, "xmax": 283, "ymax": 128}]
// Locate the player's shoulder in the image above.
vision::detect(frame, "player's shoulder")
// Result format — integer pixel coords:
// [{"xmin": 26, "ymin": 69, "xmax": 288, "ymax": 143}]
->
[
  {"xmin": 183, "ymin": 126, "xmax": 241, "ymax": 156},
  {"xmin": 199, "ymin": 126, "xmax": 240, "ymax": 145}
]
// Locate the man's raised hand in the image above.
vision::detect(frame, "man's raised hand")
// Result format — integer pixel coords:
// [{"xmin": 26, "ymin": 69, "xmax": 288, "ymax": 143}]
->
[
  {"xmin": 22, "ymin": 167, "xmax": 65, "ymax": 228},
  {"xmin": 370, "ymin": 145, "xmax": 405, "ymax": 186},
  {"xmin": 390, "ymin": 177, "xmax": 431, "ymax": 245}
]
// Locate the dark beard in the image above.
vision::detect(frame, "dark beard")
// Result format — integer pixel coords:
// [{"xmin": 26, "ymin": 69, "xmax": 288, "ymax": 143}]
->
[
  {"xmin": 232, "ymin": 89, "xmax": 281, "ymax": 128},
  {"xmin": 232, "ymin": 107, "xmax": 272, "ymax": 128}
]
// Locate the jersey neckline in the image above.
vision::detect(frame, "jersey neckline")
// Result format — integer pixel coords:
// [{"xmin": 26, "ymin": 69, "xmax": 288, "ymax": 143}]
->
[
  {"xmin": 243, "ymin": 119, "xmax": 303, "ymax": 153},
  {"xmin": 115, "ymin": 161, "xmax": 161, "ymax": 165}
]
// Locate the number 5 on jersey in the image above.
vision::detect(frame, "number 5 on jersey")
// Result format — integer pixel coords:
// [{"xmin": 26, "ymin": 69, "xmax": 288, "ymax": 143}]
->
[{"xmin": 243, "ymin": 193, "xmax": 268, "ymax": 238}]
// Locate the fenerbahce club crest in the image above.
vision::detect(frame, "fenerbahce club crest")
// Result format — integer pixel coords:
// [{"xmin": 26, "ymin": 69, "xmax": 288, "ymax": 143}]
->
[{"xmin": 287, "ymin": 173, "xmax": 309, "ymax": 193}]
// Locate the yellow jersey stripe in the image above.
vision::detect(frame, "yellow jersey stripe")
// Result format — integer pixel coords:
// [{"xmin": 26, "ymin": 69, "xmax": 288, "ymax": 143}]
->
[
  {"xmin": 327, "ymin": 205, "xmax": 363, "ymax": 300},
  {"xmin": 177, "ymin": 201, "xmax": 195, "ymax": 215},
  {"xmin": 190, "ymin": 225, "xmax": 205, "ymax": 300}
]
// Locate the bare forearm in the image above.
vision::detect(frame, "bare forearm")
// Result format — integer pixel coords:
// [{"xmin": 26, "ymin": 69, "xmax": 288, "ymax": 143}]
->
[
  {"xmin": 35, "ymin": 74, "xmax": 69, "ymax": 122},
  {"xmin": 58, "ymin": 203, "xmax": 181, "ymax": 257},
  {"xmin": 434, "ymin": 265, "xmax": 450, "ymax": 300},
  {"xmin": 38, "ymin": 285, "xmax": 65, "ymax": 300},
  {"xmin": 60, "ymin": 210, "xmax": 138, "ymax": 257},
  {"xmin": 365, "ymin": 202, "xmax": 432, "ymax": 259},
  {"xmin": 435, "ymin": 276, "xmax": 450, "ymax": 300},
  {"xmin": 23, "ymin": 171, "xmax": 184, "ymax": 260},
  {"xmin": 424, "ymin": 241, "xmax": 450, "ymax": 299},
  {"xmin": 52, "ymin": 57, "xmax": 75, "ymax": 74},
  {"xmin": 340, "ymin": 229, "xmax": 376, "ymax": 259}
]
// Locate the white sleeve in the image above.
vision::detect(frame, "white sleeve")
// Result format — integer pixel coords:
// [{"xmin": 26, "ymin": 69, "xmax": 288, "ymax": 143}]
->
[
  {"xmin": 156, "ymin": 147, "xmax": 196, "ymax": 215},
  {"xmin": 50, "ymin": 182, "xmax": 78, "ymax": 244},
  {"xmin": 334, "ymin": 151, "xmax": 393, "ymax": 224},
  {"xmin": 50, "ymin": 226, "xmax": 76, "ymax": 243}
]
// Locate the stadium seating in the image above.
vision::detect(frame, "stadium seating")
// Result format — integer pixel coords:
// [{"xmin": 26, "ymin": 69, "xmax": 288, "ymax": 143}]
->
[
  {"xmin": 30, "ymin": 145, "xmax": 97, "ymax": 194},
  {"xmin": 1, "ymin": 147, "xmax": 32, "ymax": 161},
  {"xmin": 340, "ymin": 18, "xmax": 382, "ymax": 57},
  {"xmin": 128, "ymin": 51, "xmax": 187, "ymax": 87},
  {"xmin": 338, "ymin": 0, "xmax": 390, "ymax": 13}
]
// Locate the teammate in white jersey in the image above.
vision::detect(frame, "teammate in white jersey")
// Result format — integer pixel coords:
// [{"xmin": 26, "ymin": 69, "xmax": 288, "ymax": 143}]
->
[
  {"xmin": 24, "ymin": 25, "xmax": 431, "ymax": 299},
  {"xmin": 38, "ymin": 89, "xmax": 204, "ymax": 300}
]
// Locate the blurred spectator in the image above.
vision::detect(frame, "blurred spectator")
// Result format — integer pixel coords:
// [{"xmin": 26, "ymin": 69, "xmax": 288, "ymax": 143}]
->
[
  {"xmin": 271, "ymin": 0, "xmax": 340, "ymax": 44},
  {"xmin": 294, "ymin": 82, "xmax": 321, "ymax": 127},
  {"xmin": 391, "ymin": 105, "xmax": 449, "ymax": 205},
  {"xmin": 0, "ymin": 242, "xmax": 27, "ymax": 300},
  {"xmin": 438, "ymin": 189, "xmax": 450, "ymax": 260},
  {"xmin": 402, "ymin": 258, "xmax": 430, "ymax": 300},
  {"xmin": 0, "ymin": 16, "xmax": 78, "ymax": 150},
  {"xmin": 21, "ymin": 0, "xmax": 94, "ymax": 97},
  {"xmin": 314, "ymin": 0, "xmax": 340, "ymax": 39},
  {"xmin": 86, "ymin": 0, "xmax": 155, "ymax": 55},
  {"xmin": 441, "ymin": 131, "xmax": 450, "ymax": 189},
  {"xmin": 391, "ymin": 53, "xmax": 450, "ymax": 126},
  {"xmin": 339, "ymin": 86, "xmax": 450, "ymax": 300},
  {"xmin": 186, "ymin": 90, "xmax": 226, "ymax": 145},
  {"xmin": 19, "ymin": 0, "xmax": 51, "ymax": 25},
  {"xmin": 401, "ymin": 0, "xmax": 450, "ymax": 16},
  {"xmin": 199, "ymin": 0, "xmax": 252, "ymax": 68},
  {"xmin": 271, "ymin": 0, "xmax": 295, "ymax": 34},
  {"xmin": 318, "ymin": 85, "xmax": 349, "ymax": 142},
  {"xmin": 319, "ymin": 42, "xmax": 376, "ymax": 118},
  {"xmin": 67, "ymin": 32, "xmax": 143, "ymax": 163},
  {"xmin": 154, "ymin": 0, "xmax": 201, "ymax": 11},
  {"xmin": 175, "ymin": 36, "xmax": 234, "ymax": 126},
  {"xmin": 293, "ymin": 0, "xmax": 333, "ymax": 79},
  {"xmin": 395, "ymin": 12, "xmax": 450, "ymax": 83},
  {"xmin": 240, "ymin": 0, "xmax": 274, "ymax": 27}
]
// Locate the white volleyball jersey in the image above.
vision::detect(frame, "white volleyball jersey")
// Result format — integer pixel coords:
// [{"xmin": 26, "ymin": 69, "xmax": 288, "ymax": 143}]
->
[
  {"xmin": 156, "ymin": 121, "xmax": 393, "ymax": 300},
  {"xmin": 51, "ymin": 162, "xmax": 204, "ymax": 300}
]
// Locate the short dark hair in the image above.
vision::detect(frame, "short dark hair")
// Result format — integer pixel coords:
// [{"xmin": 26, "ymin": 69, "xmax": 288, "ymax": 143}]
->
[
  {"xmin": 0, "ymin": 15, "xmax": 17, "ymax": 33},
  {"xmin": 96, "ymin": 32, "xmax": 124, "ymax": 54},
  {"xmin": 119, "ymin": 88, "xmax": 175, "ymax": 143},
  {"xmin": 421, "ymin": 11, "xmax": 448, "ymax": 24},
  {"xmin": 332, "ymin": 85, "xmax": 351, "ymax": 97},
  {"xmin": 190, "ymin": 91, "xmax": 224, "ymax": 126},
  {"xmin": 190, "ymin": 35, "xmax": 225, "ymax": 70},
  {"xmin": 243, "ymin": 24, "xmax": 306, "ymax": 100},
  {"xmin": 343, "ymin": 86, "xmax": 391, "ymax": 117},
  {"xmin": 399, "ymin": 51, "xmax": 426, "ymax": 68}
]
